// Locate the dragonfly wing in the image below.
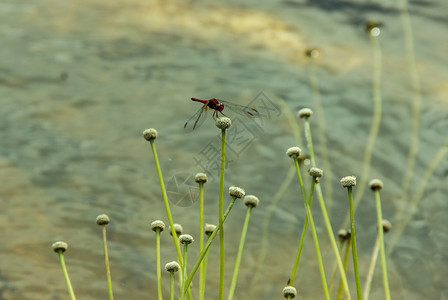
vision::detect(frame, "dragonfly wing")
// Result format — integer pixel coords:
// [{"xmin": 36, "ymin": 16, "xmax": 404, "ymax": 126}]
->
[
  {"xmin": 184, "ymin": 105, "xmax": 208, "ymax": 132},
  {"xmin": 219, "ymin": 100, "xmax": 261, "ymax": 119}
]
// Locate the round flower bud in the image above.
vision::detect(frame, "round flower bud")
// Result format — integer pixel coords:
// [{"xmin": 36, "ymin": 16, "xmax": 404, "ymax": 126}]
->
[
  {"xmin": 340, "ymin": 176, "xmax": 356, "ymax": 187},
  {"xmin": 337, "ymin": 229, "xmax": 351, "ymax": 241},
  {"xmin": 305, "ymin": 48, "xmax": 320, "ymax": 59},
  {"xmin": 204, "ymin": 224, "xmax": 216, "ymax": 236},
  {"xmin": 369, "ymin": 179, "xmax": 383, "ymax": 191},
  {"xmin": 229, "ymin": 186, "xmax": 245, "ymax": 199},
  {"xmin": 381, "ymin": 219, "xmax": 392, "ymax": 233},
  {"xmin": 96, "ymin": 214, "xmax": 110, "ymax": 225},
  {"xmin": 216, "ymin": 117, "xmax": 231, "ymax": 130},
  {"xmin": 52, "ymin": 241, "xmax": 68, "ymax": 253},
  {"xmin": 282, "ymin": 286, "xmax": 297, "ymax": 298},
  {"xmin": 309, "ymin": 167, "xmax": 323, "ymax": 178},
  {"xmin": 151, "ymin": 220, "xmax": 166, "ymax": 232},
  {"xmin": 179, "ymin": 234, "xmax": 194, "ymax": 245},
  {"xmin": 143, "ymin": 128, "xmax": 158, "ymax": 141},
  {"xmin": 169, "ymin": 223, "xmax": 183, "ymax": 236},
  {"xmin": 286, "ymin": 147, "xmax": 302, "ymax": 158},
  {"xmin": 365, "ymin": 20, "xmax": 382, "ymax": 37},
  {"xmin": 244, "ymin": 195, "xmax": 259, "ymax": 208},
  {"xmin": 195, "ymin": 173, "xmax": 208, "ymax": 184},
  {"xmin": 298, "ymin": 108, "xmax": 313, "ymax": 119},
  {"xmin": 165, "ymin": 261, "xmax": 180, "ymax": 272}
]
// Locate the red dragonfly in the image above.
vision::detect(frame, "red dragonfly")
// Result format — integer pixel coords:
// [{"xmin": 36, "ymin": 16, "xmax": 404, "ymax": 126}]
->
[{"xmin": 184, "ymin": 98, "xmax": 260, "ymax": 131}]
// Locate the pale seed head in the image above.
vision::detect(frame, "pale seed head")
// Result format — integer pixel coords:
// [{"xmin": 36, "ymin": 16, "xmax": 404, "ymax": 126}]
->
[
  {"xmin": 216, "ymin": 117, "xmax": 231, "ymax": 130},
  {"xmin": 286, "ymin": 146, "xmax": 302, "ymax": 158},
  {"xmin": 229, "ymin": 186, "xmax": 245, "ymax": 199},
  {"xmin": 369, "ymin": 179, "xmax": 383, "ymax": 191},
  {"xmin": 195, "ymin": 173, "xmax": 208, "ymax": 184},
  {"xmin": 244, "ymin": 195, "xmax": 259, "ymax": 208},
  {"xmin": 340, "ymin": 176, "xmax": 356, "ymax": 187},
  {"xmin": 179, "ymin": 234, "xmax": 194, "ymax": 245},
  {"xmin": 204, "ymin": 224, "xmax": 216, "ymax": 236},
  {"xmin": 165, "ymin": 261, "xmax": 180, "ymax": 272},
  {"xmin": 298, "ymin": 108, "xmax": 313, "ymax": 119},
  {"xmin": 381, "ymin": 219, "xmax": 392, "ymax": 233},
  {"xmin": 282, "ymin": 286, "xmax": 297, "ymax": 298},
  {"xmin": 52, "ymin": 241, "xmax": 68, "ymax": 253},
  {"xmin": 309, "ymin": 167, "xmax": 323, "ymax": 178},
  {"xmin": 151, "ymin": 220, "xmax": 166, "ymax": 232},
  {"xmin": 143, "ymin": 128, "xmax": 158, "ymax": 141},
  {"xmin": 169, "ymin": 223, "xmax": 183, "ymax": 236},
  {"xmin": 96, "ymin": 214, "xmax": 110, "ymax": 225}
]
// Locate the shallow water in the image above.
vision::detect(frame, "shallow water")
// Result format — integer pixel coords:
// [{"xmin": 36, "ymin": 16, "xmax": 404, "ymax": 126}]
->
[{"xmin": 0, "ymin": 0, "xmax": 447, "ymax": 299}]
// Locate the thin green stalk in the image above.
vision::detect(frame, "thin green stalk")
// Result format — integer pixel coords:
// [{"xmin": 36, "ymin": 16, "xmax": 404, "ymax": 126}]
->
[
  {"xmin": 307, "ymin": 57, "xmax": 333, "ymax": 211},
  {"xmin": 101, "ymin": 226, "xmax": 114, "ymax": 300},
  {"xmin": 198, "ymin": 182, "xmax": 205, "ymax": 300},
  {"xmin": 363, "ymin": 236, "xmax": 380, "ymax": 300},
  {"xmin": 304, "ymin": 177, "xmax": 330, "ymax": 300},
  {"xmin": 289, "ymin": 157, "xmax": 309, "ymax": 285},
  {"xmin": 155, "ymin": 229, "xmax": 162, "ymax": 300},
  {"xmin": 149, "ymin": 140, "xmax": 184, "ymax": 267},
  {"xmin": 181, "ymin": 244, "xmax": 189, "ymax": 300},
  {"xmin": 218, "ymin": 129, "xmax": 226, "ymax": 300},
  {"xmin": 201, "ymin": 233, "xmax": 213, "ymax": 299},
  {"xmin": 329, "ymin": 238, "xmax": 345, "ymax": 294},
  {"xmin": 58, "ymin": 251, "xmax": 76, "ymax": 300},
  {"xmin": 303, "ymin": 118, "xmax": 316, "ymax": 167},
  {"xmin": 315, "ymin": 186, "xmax": 351, "ymax": 300},
  {"xmin": 374, "ymin": 191, "xmax": 391, "ymax": 300},
  {"xmin": 348, "ymin": 187, "xmax": 363, "ymax": 300},
  {"xmin": 228, "ymin": 206, "xmax": 253, "ymax": 300},
  {"xmin": 337, "ymin": 238, "xmax": 352, "ymax": 300},
  {"xmin": 399, "ymin": 0, "xmax": 421, "ymax": 198},
  {"xmin": 183, "ymin": 196, "xmax": 237, "ymax": 297},
  {"xmin": 170, "ymin": 271, "xmax": 175, "ymax": 300},
  {"xmin": 347, "ymin": 32, "xmax": 382, "ymax": 227}
]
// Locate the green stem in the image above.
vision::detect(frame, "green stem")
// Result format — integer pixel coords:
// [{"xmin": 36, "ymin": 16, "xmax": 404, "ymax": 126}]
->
[
  {"xmin": 303, "ymin": 118, "xmax": 316, "ymax": 167},
  {"xmin": 305, "ymin": 178, "xmax": 330, "ymax": 300},
  {"xmin": 337, "ymin": 238, "xmax": 352, "ymax": 300},
  {"xmin": 348, "ymin": 187, "xmax": 363, "ymax": 300},
  {"xmin": 219, "ymin": 129, "xmax": 226, "ymax": 300},
  {"xmin": 101, "ymin": 226, "xmax": 114, "ymax": 300},
  {"xmin": 198, "ymin": 182, "xmax": 205, "ymax": 300},
  {"xmin": 363, "ymin": 236, "xmax": 380, "ymax": 300},
  {"xmin": 183, "ymin": 197, "xmax": 237, "ymax": 297},
  {"xmin": 170, "ymin": 271, "xmax": 175, "ymax": 300},
  {"xmin": 375, "ymin": 191, "xmax": 391, "ymax": 300},
  {"xmin": 227, "ymin": 207, "xmax": 253, "ymax": 300},
  {"xmin": 329, "ymin": 239, "xmax": 345, "ymax": 294},
  {"xmin": 181, "ymin": 244, "xmax": 189, "ymax": 300},
  {"xmin": 315, "ymin": 185, "xmax": 351, "ymax": 299},
  {"xmin": 58, "ymin": 251, "xmax": 76, "ymax": 300},
  {"xmin": 201, "ymin": 234, "xmax": 212, "ymax": 299},
  {"xmin": 289, "ymin": 158, "xmax": 309, "ymax": 285},
  {"xmin": 156, "ymin": 229, "xmax": 162, "ymax": 300},
  {"xmin": 149, "ymin": 140, "xmax": 184, "ymax": 267}
]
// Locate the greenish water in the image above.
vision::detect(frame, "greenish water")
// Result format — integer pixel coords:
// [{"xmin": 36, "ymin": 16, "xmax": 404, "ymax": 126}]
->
[{"xmin": 0, "ymin": 0, "xmax": 447, "ymax": 299}]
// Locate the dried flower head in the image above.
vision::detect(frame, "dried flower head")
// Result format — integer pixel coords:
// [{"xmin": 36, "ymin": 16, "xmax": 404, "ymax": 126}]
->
[
  {"xmin": 381, "ymin": 219, "xmax": 392, "ymax": 233},
  {"xmin": 338, "ymin": 229, "xmax": 351, "ymax": 241},
  {"xmin": 309, "ymin": 167, "xmax": 323, "ymax": 178},
  {"xmin": 169, "ymin": 224, "xmax": 183, "ymax": 236},
  {"xmin": 195, "ymin": 173, "xmax": 208, "ymax": 184},
  {"xmin": 286, "ymin": 146, "xmax": 302, "ymax": 158},
  {"xmin": 298, "ymin": 108, "xmax": 313, "ymax": 119},
  {"xmin": 179, "ymin": 234, "xmax": 194, "ymax": 245},
  {"xmin": 143, "ymin": 128, "xmax": 158, "ymax": 141},
  {"xmin": 96, "ymin": 214, "xmax": 110, "ymax": 226},
  {"xmin": 340, "ymin": 176, "xmax": 356, "ymax": 187},
  {"xmin": 216, "ymin": 117, "xmax": 231, "ymax": 130},
  {"xmin": 151, "ymin": 220, "xmax": 166, "ymax": 232},
  {"xmin": 205, "ymin": 224, "xmax": 216, "ymax": 236},
  {"xmin": 165, "ymin": 261, "xmax": 180, "ymax": 272},
  {"xmin": 305, "ymin": 48, "xmax": 320, "ymax": 59},
  {"xmin": 244, "ymin": 195, "xmax": 260, "ymax": 208},
  {"xmin": 282, "ymin": 286, "xmax": 297, "ymax": 298},
  {"xmin": 229, "ymin": 186, "xmax": 245, "ymax": 199},
  {"xmin": 52, "ymin": 241, "xmax": 68, "ymax": 253},
  {"xmin": 369, "ymin": 179, "xmax": 384, "ymax": 191}
]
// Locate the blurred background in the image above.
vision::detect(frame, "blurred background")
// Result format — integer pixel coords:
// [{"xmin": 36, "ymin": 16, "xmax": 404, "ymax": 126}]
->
[{"xmin": 0, "ymin": 0, "xmax": 447, "ymax": 299}]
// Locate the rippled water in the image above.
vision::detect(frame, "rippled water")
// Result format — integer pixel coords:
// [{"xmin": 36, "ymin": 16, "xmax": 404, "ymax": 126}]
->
[{"xmin": 1, "ymin": 0, "xmax": 447, "ymax": 299}]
